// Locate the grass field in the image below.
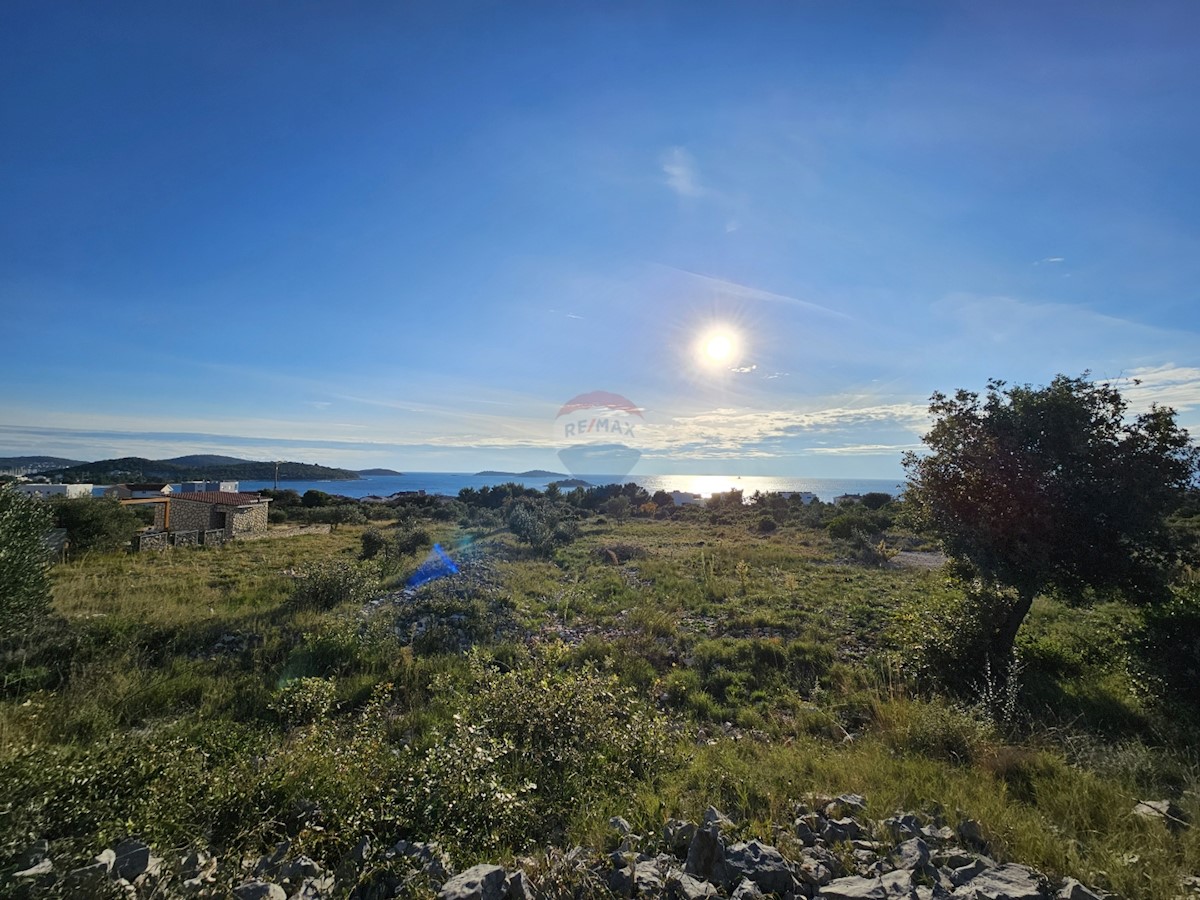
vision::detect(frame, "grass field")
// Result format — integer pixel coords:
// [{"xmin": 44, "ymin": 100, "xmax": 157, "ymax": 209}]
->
[{"xmin": 2, "ymin": 509, "xmax": 1198, "ymax": 898}]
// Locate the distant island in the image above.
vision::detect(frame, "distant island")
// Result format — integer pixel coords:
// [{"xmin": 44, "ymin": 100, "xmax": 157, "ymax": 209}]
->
[
  {"xmin": 550, "ymin": 478, "xmax": 591, "ymax": 488},
  {"xmin": 474, "ymin": 469, "xmax": 568, "ymax": 478},
  {"xmin": 356, "ymin": 468, "xmax": 404, "ymax": 476},
  {"xmin": 32, "ymin": 456, "xmax": 361, "ymax": 483}
]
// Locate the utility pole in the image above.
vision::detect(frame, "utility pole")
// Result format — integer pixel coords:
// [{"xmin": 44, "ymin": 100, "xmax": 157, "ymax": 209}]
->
[{"xmin": 274, "ymin": 460, "xmax": 281, "ymax": 491}]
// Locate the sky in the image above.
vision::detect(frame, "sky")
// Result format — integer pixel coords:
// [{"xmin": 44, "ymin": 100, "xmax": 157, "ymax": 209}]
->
[{"xmin": 3, "ymin": 1, "xmax": 1199, "ymax": 478}]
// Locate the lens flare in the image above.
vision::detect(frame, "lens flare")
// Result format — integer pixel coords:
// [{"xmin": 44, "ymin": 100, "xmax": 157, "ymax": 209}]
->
[{"xmin": 697, "ymin": 327, "xmax": 740, "ymax": 367}]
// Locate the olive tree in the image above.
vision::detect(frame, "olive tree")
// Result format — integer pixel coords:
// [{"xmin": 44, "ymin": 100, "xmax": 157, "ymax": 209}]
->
[{"xmin": 904, "ymin": 374, "xmax": 1199, "ymax": 667}]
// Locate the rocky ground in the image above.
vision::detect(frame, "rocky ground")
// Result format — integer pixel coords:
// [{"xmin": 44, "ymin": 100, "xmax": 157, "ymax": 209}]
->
[{"xmin": 11, "ymin": 793, "xmax": 1164, "ymax": 899}]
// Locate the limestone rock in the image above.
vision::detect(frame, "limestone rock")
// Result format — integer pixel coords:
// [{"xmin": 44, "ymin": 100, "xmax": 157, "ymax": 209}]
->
[
  {"xmin": 279, "ymin": 856, "xmax": 323, "ymax": 888},
  {"xmin": 610, "ymin": 816, "xmax": 634, "ymax": 835},
  {"xmin": 390, "ymin": 840, "xmax": 452, "ymax": 882},
  {"xmin": 826, "ymin": 794, "xmax": 868, "ymax": 818},
  {"xmin": 703, "ymin": 806, "xmax": 735, "ymax": 829},
  {"xmin": 796, "ymin": 846, "xmax": 838, "ymax": 888},
  {"xmin": 956, "ymin": 821, "xmax": 988, "ymax": 852},
  {"xmin": 719, "ymin": 840, "xmax": 797, "ymax": 895},
  {"xmin": 111, "ymin": 838, "xmax": 152, "ymax": 881},
  {"xmin": 1056, "ymin": 879, "xmax": 1105, "ymax": 900},
  {"xmin": 948, "ymin": 857, "xmax": 994, "ymax": 887},
  {"xmin": 893, "ymin": 838, "xmax": 930, "ymax": 870},
  {"xmin": 290, "ymin": 874, "xmax": 336, "ymax": 899},
  {"xmin": 730, "ymin": 877, "xmax": 765, "ymax": 900},
  {"xmin": 234, "ymin": 881, "xmax": 287, "ymax": 900},
  {"xmin": 1133, "ymin": 798, "xmax": 1189, "ymax": 831},
  {"xmin": 94, "ymin": 847, "xmax": 117, "ymax": 874},
  {"xmin": 508, "ymin": 870, "xmax": 536, "ymax": 900},
  {"xmin": 821, "ymin": 872, "xmax": 917, "ymax": 899},
  {"xmin": 823, "ymin": 817, "xmax": 864, "ymax": 843},
  {"xmin": 666, "ymin": 819, "xmax": 699, "ymax": 857},
  {"xmin": 634, "ymin": 858, "xmax": 666, "ymax": 895},
  {"xmin": 951, "ymin": 863, "xmax": 1046, "ymax": 899},
  {"xmin": 438, "ymin": 864, "xmax": 509, "ymax": 900},
  {"xmin": 684, "ymin": 825, "xmax": 725, "ymax": 880},
  {"xmin": 13, "ymin": 857, "xmax": 55, "ymax": 882},
  {"xmin": 668, "ymin": 871, "xmax": 720, "ymax": 900}
]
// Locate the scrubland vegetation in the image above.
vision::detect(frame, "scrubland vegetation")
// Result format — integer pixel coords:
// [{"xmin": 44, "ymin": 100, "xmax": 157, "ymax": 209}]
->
[{"xmin": 2, "ymin": 481, "xmax": 1200, "ymax": 898}]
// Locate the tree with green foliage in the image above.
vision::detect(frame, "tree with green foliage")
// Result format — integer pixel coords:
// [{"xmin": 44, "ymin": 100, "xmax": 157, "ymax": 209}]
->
[
  {"xmin": 904, "ymin": 374, "xmax": 1200, "ymax": 668},
  {"xmin": 0, "ymin": 486, "xmax": 53, "ymax": 632},
  {"xmin": 50, "ymin": 496, "xmax": 141, "ymax": 556}
]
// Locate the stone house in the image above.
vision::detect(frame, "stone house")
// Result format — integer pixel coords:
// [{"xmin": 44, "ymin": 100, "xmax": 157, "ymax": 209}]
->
[{"xmin": 153, "ymin": 491, "xmax": 271, "ymax": 538}]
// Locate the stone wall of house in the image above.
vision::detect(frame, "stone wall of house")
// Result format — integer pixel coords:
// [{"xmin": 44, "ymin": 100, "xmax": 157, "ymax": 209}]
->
[
  {"xmin": 152, "ymin": 503, "xmax": 172, "ymax": 531},
  {"xmin": 136, "ymin": 532, "xmax": 169, "ymax": 552},
  {"xmin": 169, "ymin": 500, "xmax": 218, "ymax": 533},
  {"xmin": 228, "ymin": 502, "xmax": 269, "ymax": 537}
]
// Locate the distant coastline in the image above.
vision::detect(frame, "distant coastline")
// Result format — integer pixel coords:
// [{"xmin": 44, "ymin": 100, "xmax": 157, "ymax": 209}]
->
[{"xmin": 235, "ymin": 472, "xmax": 906, "ymax": 504}]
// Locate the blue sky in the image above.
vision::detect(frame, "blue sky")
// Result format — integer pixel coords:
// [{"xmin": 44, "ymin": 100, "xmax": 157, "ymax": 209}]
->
[{"xmin": 3, "ymin": 1, "xmax": 1198, "ymax": 477}]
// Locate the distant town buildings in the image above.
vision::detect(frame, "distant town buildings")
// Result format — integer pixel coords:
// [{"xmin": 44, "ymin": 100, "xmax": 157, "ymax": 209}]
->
[
  {"xmin": 106, "ymin": 483, "xmax": 174, "ymax": 499},
  {"xmin": 13, "ymin": 483, "xmax": 94, "ymax": 499}
]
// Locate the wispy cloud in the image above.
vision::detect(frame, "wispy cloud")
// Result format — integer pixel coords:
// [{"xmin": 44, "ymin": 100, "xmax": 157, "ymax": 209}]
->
[
  {"xmin": 806, "ymin": 443, "xmax": 924, "ymax": 456},
  {"xmin": 1117, "ymin": 364, "xmax": 1200, "ymax": 425},
  {"xmin": 665, "ymin": 267, "xmax": 852, "ymax": 320},
  {"xmin": 662, "ymin": 146, "xmax": 703, "ymax": 197},
  {"xmin": 641, "ymin": 403, "xmax": 931, "ymax": 453}
]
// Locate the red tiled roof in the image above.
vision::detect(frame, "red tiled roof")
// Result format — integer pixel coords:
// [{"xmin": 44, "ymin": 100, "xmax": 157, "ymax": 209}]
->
[{"xmin": 170, "ymin": 491, "xmax": 268, "ymax": 506}]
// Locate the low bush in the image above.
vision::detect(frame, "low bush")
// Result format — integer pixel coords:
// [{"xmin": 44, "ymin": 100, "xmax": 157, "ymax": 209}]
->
[{"xmin": 291, "ymin": 561, "xmax": 379, "ymax": 611}]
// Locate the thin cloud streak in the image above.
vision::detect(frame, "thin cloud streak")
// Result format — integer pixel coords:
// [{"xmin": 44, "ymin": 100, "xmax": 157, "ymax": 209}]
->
[{"xmin": 665, "ymin": 267, "xmax": 853, "ymax": 321}]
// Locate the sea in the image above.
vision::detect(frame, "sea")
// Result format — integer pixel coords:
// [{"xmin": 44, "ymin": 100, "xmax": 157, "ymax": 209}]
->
[{"xmin": 232, "ymin": 473, "xmax": 906, "ymax": 503}]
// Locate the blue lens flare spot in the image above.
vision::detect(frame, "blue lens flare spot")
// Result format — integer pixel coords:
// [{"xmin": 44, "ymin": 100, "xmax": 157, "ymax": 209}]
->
[{"xmin": 406, "ymin": 543, "xmax": 459, "ymax": 588}]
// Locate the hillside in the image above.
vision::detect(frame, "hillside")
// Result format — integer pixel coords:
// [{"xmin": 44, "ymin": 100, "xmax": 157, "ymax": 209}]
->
[
  {"xmin": 0, "ymin": 456, "xmax": 87, "ymax": 472},
  {"xmin": 163, "ymin": 454, "xmax": 256, "ymax": 467},
  {"xmin": 41, "ymin": 456, "xmax": 360, "ymax": 482}
]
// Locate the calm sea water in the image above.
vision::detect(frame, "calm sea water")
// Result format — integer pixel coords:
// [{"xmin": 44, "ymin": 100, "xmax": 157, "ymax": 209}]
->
[{"xmin": 235, "ymin": 472, "xmax": 905, "ymax": 503}]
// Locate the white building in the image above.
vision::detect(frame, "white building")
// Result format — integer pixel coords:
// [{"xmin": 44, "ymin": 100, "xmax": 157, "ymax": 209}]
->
[
  {"xmin": 669, "ymin": 491, "xmax": 706, "ymax": 507},
  {"xmin": 14, "ymin": 483, "xmax": 94, "ymax": 499},
  {"xmin": 778, "ymin": 491, "xmax": 818, "ymax": 505},
  {"xmin": 180, "ymin": 480, "xmax": 239, "ymax": 493}
]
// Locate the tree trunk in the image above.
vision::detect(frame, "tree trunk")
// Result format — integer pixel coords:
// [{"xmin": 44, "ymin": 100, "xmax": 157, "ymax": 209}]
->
[{"xmin": 992, "ymin": 589, "xmax": 1034, "ymax": 671}]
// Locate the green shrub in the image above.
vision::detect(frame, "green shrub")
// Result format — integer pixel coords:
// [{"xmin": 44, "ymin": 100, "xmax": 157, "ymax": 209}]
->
[
  {"xmin": 0, "ymin": 485, "xmax": 53, "ymax": 634},
  {"xmin": 291, "ymin": 561, "xmax": 379, "ymax": 610},
  {"xmin": 272, "ymin": 677, "xmax": 337, "ymax": 725},
  {"xmin": 400, "ymin": 648, "xmax": 673, "ymax": 853},
  {"xmin": 51, "ymin": 496, "xmax": 141, "ymax": 555},
  {"xmin": 1131, "ymin": 588, "xmax": 1200, "ymax": 718},
  {"xmin": 361, "ymin": 527, "xmax": 387, "ymax": 560}
]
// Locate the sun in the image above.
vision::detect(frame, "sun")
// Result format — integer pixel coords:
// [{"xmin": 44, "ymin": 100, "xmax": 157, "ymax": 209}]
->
[
  {"xmin": 705, "ymin": 333, "xmax": 733, "ymax": 362},
  {"xmin": 698, "ymin": 327, "xmax": 740, "ymax": 367}
]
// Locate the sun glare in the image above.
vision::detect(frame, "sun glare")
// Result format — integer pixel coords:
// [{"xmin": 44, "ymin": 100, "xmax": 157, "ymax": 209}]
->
[{"xmin": 697, "ymin": 327, "xmax": 740, "ymax": 368}]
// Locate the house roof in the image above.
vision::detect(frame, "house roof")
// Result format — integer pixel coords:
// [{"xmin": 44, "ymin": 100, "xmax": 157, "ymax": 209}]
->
[
  {"xmin": 170, "ymin": 491, "xmax": 269, "ymax": 507},
  {"xmin": 123, "ymin": 483, "xmax": 172, "ymax": 491}
]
